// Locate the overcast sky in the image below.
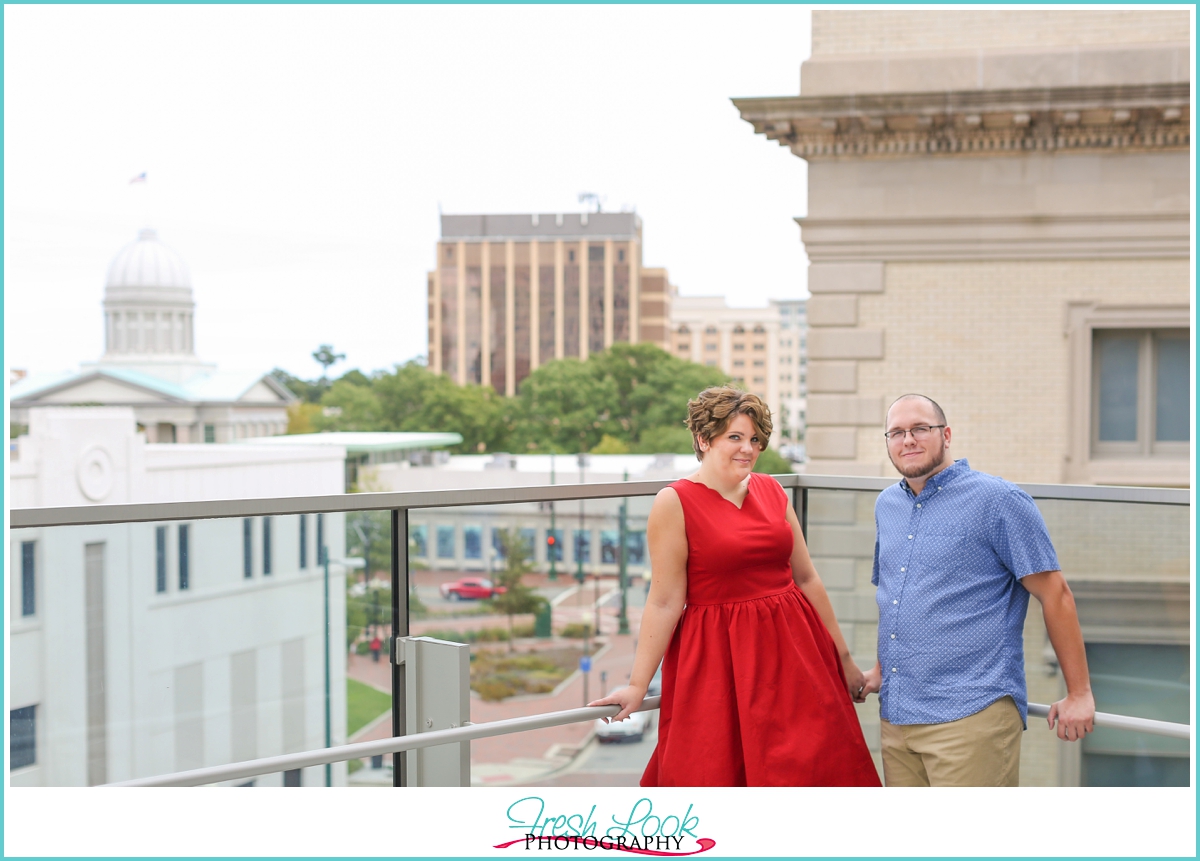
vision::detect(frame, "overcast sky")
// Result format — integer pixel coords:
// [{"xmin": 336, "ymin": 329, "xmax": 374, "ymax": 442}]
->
[{"xmin": 4, "ymin": 5, "xmax": 812, "ymax": 382}]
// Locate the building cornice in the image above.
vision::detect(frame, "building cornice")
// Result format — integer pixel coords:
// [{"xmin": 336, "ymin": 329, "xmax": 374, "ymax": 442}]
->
[{"xmin": 733, "ymin": 83, "xmax": 1189, "ymax": 159}]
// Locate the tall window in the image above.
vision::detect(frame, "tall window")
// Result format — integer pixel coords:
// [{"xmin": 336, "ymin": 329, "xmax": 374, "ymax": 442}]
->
[
  {"xmin": 573, "ymin": 529, "xmax": 591, "ymax": 563},
  {"xmin": 1081, "ymin": 643, "xmax": 1189, "ymax": 786},
  {"xmin": 1093, "ymin": 329, "xmax": 1190, "ymax": 457},
  {"xmin": 178, "ymin": 525, "xmax": 190, "ymax": 591},
  {"xmin": 546, "ymin": 529, "xmax": 563, "ymax": 562},
  {"xmin": 203, "ymin": 424, "xmax": 215, "ymax": 443},
  {"xmin": 299, "ymin": 515, "xmax": 308, "ymax": 569},
  {"xmin": 410, "ymin": 525, "xmax": 428, "ymax": 558},
  {"xmin": 20, "ymin": 541, "xmax": 35, "ymax": 616},
  {"xmin": 436, "ymin": 526, "xmax": 456, "ymax": 559},
  {"xmin": 463, "ymin": 526, "xmax": 482, "ymax": 560},
  {"xmin": 155, "ymin": 527, "xmax": 167, "ymax": 593},
  {"xmin": 316, "ymin": 513, "xmax": 324, "ymax": 565},
  {"xmin": 10, "ymin": 705, "xmax": 36, "ymax": 769},
  {"xmin": 262, "ymin": 517, "xmax": 273, "ymax": 575},
  {"xmin": 243, "ymin": 519, "xmax": 253, "ymax": 578}
]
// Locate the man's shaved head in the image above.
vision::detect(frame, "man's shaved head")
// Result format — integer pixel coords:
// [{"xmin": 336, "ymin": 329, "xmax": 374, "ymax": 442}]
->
[{"xmin": 887, "ymin": 394, "xmax": 947, "ymax": 428}]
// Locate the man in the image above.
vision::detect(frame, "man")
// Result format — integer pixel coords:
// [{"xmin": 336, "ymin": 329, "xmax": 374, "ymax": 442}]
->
[{"xmin": 857, "ymin": 394, "xmax": 1095, "ymax": 787}]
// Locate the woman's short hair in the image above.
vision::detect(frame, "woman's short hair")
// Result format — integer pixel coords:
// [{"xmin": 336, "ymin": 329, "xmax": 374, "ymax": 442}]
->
[{"xmin": 685, "ymin": 386, "xmax": 773, "ymax": 461}]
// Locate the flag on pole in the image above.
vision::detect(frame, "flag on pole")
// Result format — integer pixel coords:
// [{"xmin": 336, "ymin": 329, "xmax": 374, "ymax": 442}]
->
[{"xmin": 129, "ymin": 172, "xmax": 147, "ymax": 184}]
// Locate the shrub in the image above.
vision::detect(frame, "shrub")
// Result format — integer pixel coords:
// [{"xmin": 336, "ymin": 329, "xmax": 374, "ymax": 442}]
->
[{"xmin": 559, "ymin": 622, "xmax": 593, "ymax": 639}]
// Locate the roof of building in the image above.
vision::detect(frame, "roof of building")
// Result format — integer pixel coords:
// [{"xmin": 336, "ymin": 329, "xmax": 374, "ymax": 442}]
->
[
  {"xmin": 243, "ymin": 431, "xmax": 464, "ymax": 453},
  {"xmin": 440, "ymin": 212, "xmax": 641, "ymax": 241},
  {"xmin": 106, "ymin": 228, "xmax": 192, "ymax": 290},
  {"xmin": 9, "ymin": 366, "xmax": 293, "ymax": 405}
]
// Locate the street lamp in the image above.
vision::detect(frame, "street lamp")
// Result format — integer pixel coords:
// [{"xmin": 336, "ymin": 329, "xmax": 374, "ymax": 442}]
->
[
  {"xmin": 576, "ymin": 454, "xmax": 587, "ymax": 586},
  {"xmin": 321, "ymin": 546, "xmax": 363, "ymax": 788}
]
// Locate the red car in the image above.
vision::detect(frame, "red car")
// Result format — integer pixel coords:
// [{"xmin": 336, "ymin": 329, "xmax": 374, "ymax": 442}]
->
[{"xmin": 440, "ymin": 577, "xmax": 506, "ymax": 601}]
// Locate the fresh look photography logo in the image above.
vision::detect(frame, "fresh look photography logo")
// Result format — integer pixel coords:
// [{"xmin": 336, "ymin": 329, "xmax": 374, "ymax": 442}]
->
[{"xmin": 495, "ymin": 797, "xmax": 716, "ymax": 855}]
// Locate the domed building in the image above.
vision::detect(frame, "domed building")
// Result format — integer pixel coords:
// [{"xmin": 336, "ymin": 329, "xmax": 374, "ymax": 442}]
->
[{"xmin": 10, "ymin": 228, "xmax": 294, "ymax": 443}]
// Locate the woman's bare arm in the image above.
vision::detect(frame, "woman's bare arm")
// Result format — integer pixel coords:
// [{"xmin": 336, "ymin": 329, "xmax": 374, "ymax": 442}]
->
[
  {"xmin": 588, "ymin": 486, "xmax": 689, "ymax": 721},
  {"xmin": 785, "ymin": 503, "xmax": 864, "ymax": 699}
]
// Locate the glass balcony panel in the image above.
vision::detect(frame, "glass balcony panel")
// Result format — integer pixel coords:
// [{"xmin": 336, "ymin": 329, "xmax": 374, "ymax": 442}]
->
[
  {"xmin": 8, "ymin": 510, "xmax": 402, "ymax": 787},
  {"xmin": 410, "ymin": 492, "xmax": 655, "ymax": 786}
]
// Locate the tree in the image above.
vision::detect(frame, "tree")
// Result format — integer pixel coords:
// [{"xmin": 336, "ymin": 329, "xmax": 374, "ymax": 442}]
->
[
  {"xmin": 312, "ymin": 344, "xmax": 346, "ymax": 383},
  {"xmin": 486, "ymin": 529, "xmax": 546, "ymax": 651},
  {"xmin": 753, "ymin": 446, "xmax": 794, "ymax": 475}
]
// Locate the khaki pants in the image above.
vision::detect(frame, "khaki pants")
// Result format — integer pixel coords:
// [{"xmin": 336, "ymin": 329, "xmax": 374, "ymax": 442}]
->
[{"xmin": 880, "ymin": 696, "xmax": 1022, "ymax": 787}]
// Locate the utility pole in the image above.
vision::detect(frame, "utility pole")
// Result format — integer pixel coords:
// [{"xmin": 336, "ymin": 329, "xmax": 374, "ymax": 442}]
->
[
  {"xmin": 618, "ymin": 469, "xmax": 630, "ymax": 635},
  {"xmin": 548, "ymin": 453, "xmax": 557, "ymax": 581}
]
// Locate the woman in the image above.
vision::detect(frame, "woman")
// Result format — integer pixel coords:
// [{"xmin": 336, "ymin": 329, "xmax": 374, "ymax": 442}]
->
[{"xmin": 590, "ymin": 386, "xmax": 880, "ymax": 786}]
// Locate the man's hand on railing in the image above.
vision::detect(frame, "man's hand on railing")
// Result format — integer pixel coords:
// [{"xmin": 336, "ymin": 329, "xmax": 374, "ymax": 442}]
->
[
  {"xmin": 1047, "ymin": 689, "xmax": 1095, "ymax": 741},
  {"xmin": 589, "ymin": 684, "xmax": 646, "ymax": 723}
]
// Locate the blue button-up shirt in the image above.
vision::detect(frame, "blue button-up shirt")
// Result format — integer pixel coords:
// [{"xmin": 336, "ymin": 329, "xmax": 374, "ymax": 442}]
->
[{"xmin": 872, "ymin": 459, "xmax": 1060, "ymax": 727}]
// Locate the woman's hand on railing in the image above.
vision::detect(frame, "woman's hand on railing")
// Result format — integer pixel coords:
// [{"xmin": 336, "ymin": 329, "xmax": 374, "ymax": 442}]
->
[{"xmin": 589, "ymin": 684, "xmax": 647, "ymax": 723}]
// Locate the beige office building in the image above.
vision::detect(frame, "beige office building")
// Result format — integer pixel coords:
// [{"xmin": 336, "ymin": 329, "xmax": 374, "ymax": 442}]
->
[
  {"xmin": 735, "ymin": 10, "xmax": 1190, "ymax": 787},
  {"xmin": 427, "ymin": 213, "xmax": 672, "ymax": 395},
  {"xmin": 669, "ymin": 296, "xmax": 809, "ymax": 449}
]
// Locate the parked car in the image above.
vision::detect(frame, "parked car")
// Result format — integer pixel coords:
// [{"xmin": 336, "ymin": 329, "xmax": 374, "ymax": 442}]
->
[
  {"xmin": 647, "ymin": 664, "xmax": 663, "ymax": 698},
  {"xmin": 595, "ymin": 687, "xmax": 651, "ymax": 743},
  {"xmin": 439, "ymin": 577, "xmax": 506, "ymax": 601}
]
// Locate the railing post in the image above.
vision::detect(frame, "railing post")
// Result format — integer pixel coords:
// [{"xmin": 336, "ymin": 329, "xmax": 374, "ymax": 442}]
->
[
  {"xmin": 793, "ymin": 485, "xmax": 809, "ymax": 539},
  {"xmin": 390, "ymin": 508, "xmax": 410, "ymax": 787}
]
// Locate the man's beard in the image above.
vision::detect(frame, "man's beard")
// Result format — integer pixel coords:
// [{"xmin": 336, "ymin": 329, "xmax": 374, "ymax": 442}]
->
[{"xmin": 889, "ymin": 438, "xmax": 946, "ymax": 478}]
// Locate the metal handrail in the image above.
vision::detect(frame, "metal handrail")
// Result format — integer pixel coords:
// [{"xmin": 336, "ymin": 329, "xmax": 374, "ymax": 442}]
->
[
  {"xmin": 106, "ymin": 697, "xmax": 1189, "ymax": 787},
  {"xmin": 10, "ymin": 474, "xmax": 1188, "ymax": 528},
  {"xmin": 105, "ymin": 697, "xmax": 659, "ymax": 787}
]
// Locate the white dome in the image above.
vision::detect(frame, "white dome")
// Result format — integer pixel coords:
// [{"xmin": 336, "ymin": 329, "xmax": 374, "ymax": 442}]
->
[{"xmin": 106, "ymin": 228, "xmax": 192, "ymax": 290}]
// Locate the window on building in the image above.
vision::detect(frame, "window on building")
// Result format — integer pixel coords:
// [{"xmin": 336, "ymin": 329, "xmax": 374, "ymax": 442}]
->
[
  {"xmin": 600, "ymin": 530, "xmax": 620, "ymax": 564},
  {"xmin": 588, "ymin": 245, "xmax": 604, "ymax": 262},
  {"xmin": 1093, "ymin": 329, "xmax": 1189, "ymax": 457},
  {"xmin": 21, "ymin": 541, "xmax": 35, "ymax": 616},
  {"xmin": 155, "ymin": 527, "xmax": 167, "ymax": 593},
  {"xmin": 733, "ymin": 359, "xmax": 745, "ymax": 368},
  {"xmin": 733, "ymin": 343, "xmax": 745, "ymax": 351},
  {"xmin": 705, "ymin": 343, "xmax": 717, "ymax": 352},
  {"xmin": 753, "ymin": 359, "xmax": 765, "ymax": 367},
  {"xmin": 243, "ymin": 519, "xmax": 253, "ymax": 578},
  {"xmin": 262, "ymin": 517, "xmax": 272, "ymax": 575},
  {"xmin": 618, "ymin": 249, "xmax": 625, "ymax": 263},
  {"xmin": 753, "ymin": 325, "xmax": 766, "ymax": 334},
  {"xmin": 436, "ymin": 525, "xmax": 456, "ymax": 559},
  {"xmin": 1081, "ymin": 643, "xmax": 1189, "ymax": 786},
  {"xmin": 178, "ymin": 524, "xmax": 190, "ymax": 591},
  {"xmin": 753, "ymin": 376, "xmax": 765, "ymax": 385},
  {"xmin": 463, "ymin": 526, "xmax": 482, "ymax": 560},
  {"xmin": 676, "ymin": 324, "xmax": 690, "ymax": 334},
  {"xmin": 316, "ymin": 513, "xmax": 324, "ymax": 564},
  {"xmin": 545, "ymin": 529, "xmax": 563, "ymax": 562},
  {"xmin": 10, "ymin": 705, "xmax": 36, "ymax": 769},
  {"xmin": 704, "ymin": 326, "xmax": 717, "ymax": 335},
  {"xmin": 573, "ymin": 530, "xmax": 591, "ymax": 563},
  {"xmin": 626, "ymin": 531, "xmax": 646, "ymax": 565},
  {"xmin": 732, "ymin": 325, "xmax": 745, "ymax": 334},
  {"xmin": 752, "ymin": 343, "xmax": 765, "ymax": 351},
  {"xmin": 568, "ymin": 249, "xmax": 575, "ymax": 263},
  {"xmin": 283, "ymin": 768, "xmax": 302, "ymax": 786},
  {"xmin": 705, "ymin": 360, "xmax": 717, "ymax": 367},
  {"xmin": 299, "ymin": 514, "xmax": 308, "ymax": 569},
  {"xmin": 410, "ymin": 525, "xmax": 428, "ymax": 558},
  {"xmin": 677, "ymin": 343, "xmax": 689, "ymax": 352},
  {"xmin": 203, "ymin": 424, "xmax": 215, "ymax": 443},
  {"xmin": 520, "ymin": 528, "xmax": 536, "ymax": 556}
]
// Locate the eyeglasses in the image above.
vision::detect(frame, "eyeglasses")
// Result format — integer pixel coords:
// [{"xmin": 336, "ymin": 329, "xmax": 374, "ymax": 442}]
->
[{"xmin": 884, "ymin": 425, "xmax": 946, "ymax": 442}]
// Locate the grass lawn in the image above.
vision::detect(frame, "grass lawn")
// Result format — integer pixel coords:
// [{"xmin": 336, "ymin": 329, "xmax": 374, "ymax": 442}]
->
[{"xmin": 347, "ymin": 677, "xmax": 391, "ymax": 737}]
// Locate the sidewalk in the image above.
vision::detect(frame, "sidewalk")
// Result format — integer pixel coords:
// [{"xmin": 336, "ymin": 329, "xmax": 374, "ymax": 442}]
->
[{"xmin": 345, "ymin": 581, "xmax": 646, "ymax": 786}]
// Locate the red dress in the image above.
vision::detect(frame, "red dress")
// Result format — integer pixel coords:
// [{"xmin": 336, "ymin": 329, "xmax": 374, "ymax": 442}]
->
[{"xmin": 641, "ymin": 473, "xmax": 881, "ymax": 787}]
